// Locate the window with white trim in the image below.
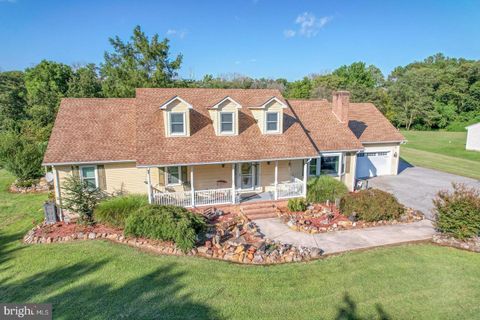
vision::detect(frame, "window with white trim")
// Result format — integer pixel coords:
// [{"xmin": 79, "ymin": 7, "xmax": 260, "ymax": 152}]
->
[
  {"xmin": 220, "ymin": 112, "xmax": 234, "ymax": 134},
  {"xmin": 320, "ymin": 155, "xmax": 340, "ymax": 176},
  {"xmin": 166, "ymin": 166, "xmax": 182, "ymax": 185},
  {"xmin": 170, "ymin": 112, "xmax": 185, "ymax": 135},
  {"xmin": 266, "ymin": 112, "xmax": 279, "ymax": 132},
  {"xmin": 80, "ymin": 166, "xmax": 98, "ymax": 189}
]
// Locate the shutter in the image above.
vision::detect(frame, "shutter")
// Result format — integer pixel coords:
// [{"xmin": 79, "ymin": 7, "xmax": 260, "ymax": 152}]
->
[
  {"xmin": 158, "ymin": 168, "xmax": 165, "ymax": 187},
  {"xmin": 71, "ymin": 166, "xmax": 80, "ymax": 178},
  {"xmin": 181, "ymin": 166, "xmax": 189, "ymax": 184},
  {"xmin": 97, "ymin": 165, "xmax": 107, "ymax": 190}
]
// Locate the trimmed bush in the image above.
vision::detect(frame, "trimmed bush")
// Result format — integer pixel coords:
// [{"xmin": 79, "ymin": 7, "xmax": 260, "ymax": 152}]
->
[
  {"xmin": 340, "ymin": 189, "xmax": 405, "ymax": 222},
  {"xmin": 434, "ymin": 183, "xmax": 480, "ymax": 240},
  {"xmin": 124, "ymin": 205, "xmax": 206, "ymax": 252},
  {"xmin": 307, "ymin": 176, "xmax": 349, "ymax": 203},
  {"xmin": 94, "ymin": 194, "xmax": 148, "ymax": 228},
  {"xmin": 288, "ymin": 198, "xmax": 307, "ymax": 212}
]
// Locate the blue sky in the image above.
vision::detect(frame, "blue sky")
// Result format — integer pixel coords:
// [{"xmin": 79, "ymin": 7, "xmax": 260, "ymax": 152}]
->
[{"xmin": 1, "ymin": 0, "xmax": 479, "ymax": 80}]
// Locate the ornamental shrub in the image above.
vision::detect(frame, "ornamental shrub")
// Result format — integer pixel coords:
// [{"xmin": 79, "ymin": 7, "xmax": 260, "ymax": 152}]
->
[
  {"xmin": 124, "ymin": 205, "xmax": 206, "ymax": 252},
  {"xmin": 307, "ymin": 176, "xmax": 349, "ymax": 203},
  {"xmin": 94, "ymin": 194, "xmax": 148, "ymax": 228},
  {"xmin": 434, "ymin": 183, "xmax": 480, "ymax": 240},
  {"xmin": 288, "ymin": 198, "xmax": 307, "ymax": 212},
  {"xmin": 340, "ymin": 189, "xmax": 405, "ymax": 222},
  {"xmin": 61, "ymin": 175, "xmax": 106, "ymax": 225}
]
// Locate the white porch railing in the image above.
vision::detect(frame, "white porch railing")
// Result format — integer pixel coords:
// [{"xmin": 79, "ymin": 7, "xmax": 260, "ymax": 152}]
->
[
  {"xmin": 152, "ymin": 190, "xmax": 193, "ymax": 207},
  {"xmin": 195, "ymin": 188, "xmax": 232, "ymax": 206},
  {"xmin": 151, "ymin": 179, "xmax": 305, "ymax": 207},
  {"xmin": 277, "ymin": 178, "xmax": 304, "ymax": 199},
  {"xmin": 152, "ymin": 188, "xmax": 233, "ymax": 207}
]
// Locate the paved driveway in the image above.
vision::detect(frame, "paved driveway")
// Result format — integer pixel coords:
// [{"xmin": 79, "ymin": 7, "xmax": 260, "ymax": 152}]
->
[{"xmin": 369, "ymin": 161, "xmax": 480, "ymax": 219}]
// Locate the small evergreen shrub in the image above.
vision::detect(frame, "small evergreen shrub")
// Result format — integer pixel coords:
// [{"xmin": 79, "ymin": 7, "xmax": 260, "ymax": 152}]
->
[
  {"xmin": 288, "ymin": 198, "xmax": 307, "ymax": 212},
  {"xmin": 340, "ymin": 189, "xmax": 405, "ymax": 222},
  {"xmin": 15, "ymin": 178, "xmax": 39, "ymax": 188},
  {"xmin": 434, "ymin": 183, "xmax": 480, "ymax": 239},
  {"xmin": 94, "ymin": 194, "xmax": 148, "ymax": 228},
  {"xmin": 61, "ymin": 175, "xmax": 106, "ymax": 225},
  {"xmin": 307, "ymin": 176, "xmax": 349, "ymax": 203},
  {"xmin": 124, "ymin": 205, "xmax": 206, "ymax": 252}
]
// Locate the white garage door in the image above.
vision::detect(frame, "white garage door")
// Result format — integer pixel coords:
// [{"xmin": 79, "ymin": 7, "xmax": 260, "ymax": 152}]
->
[{"xmin": 356, "ymin": 151, "xmax": 391, "ymax": 178}]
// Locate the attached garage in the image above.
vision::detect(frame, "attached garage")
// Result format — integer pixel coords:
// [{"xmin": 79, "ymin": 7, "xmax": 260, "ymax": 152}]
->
[
  {"xmin": 355, "ymin": 144, "xmax": 401, "ymax": 179},
  {"xmin": 355, "ymin": 151, "xmax": 392, "ymax": 178}
]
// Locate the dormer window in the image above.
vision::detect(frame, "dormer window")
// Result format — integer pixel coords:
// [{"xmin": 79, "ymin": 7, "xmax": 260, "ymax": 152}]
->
[
  {"xmin": 220, "ymin": 112, "xmax": 234, "ymax": 134},
  {"xmin": 170, "ymin": 112, "xmax": 185, "ymax": 135},
  {"xmin": 266, "ymin": 112, "xmax": 279, "ymax": 133},
  {"xmin": 160, "ymin": 96, "xmax": 192, "ymax": 137},
  {"xmin": 208, "ymin": 96, "xmax": 241, "ymax": 136}
]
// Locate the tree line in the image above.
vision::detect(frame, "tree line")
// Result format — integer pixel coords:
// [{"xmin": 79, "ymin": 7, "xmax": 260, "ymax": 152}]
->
[{"xmin": 1, "ymin": 25, "xmax": 479, "ymax": 183}]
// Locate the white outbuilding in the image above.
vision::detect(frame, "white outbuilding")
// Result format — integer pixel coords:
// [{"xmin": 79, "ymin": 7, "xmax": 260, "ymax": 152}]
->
[{"xmin": 466, "ymin": 122, "xmax": 480, "ymax": 151}]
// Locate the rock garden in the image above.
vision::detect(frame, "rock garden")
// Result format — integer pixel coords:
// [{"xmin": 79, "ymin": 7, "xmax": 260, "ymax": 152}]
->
[
  {"xmin": 24, "ymin": 175, "xmax": 323, "ymax": 264},
  {"xmin": 279, "ymin": 176, "xmax": 424, "ymax": 234}
]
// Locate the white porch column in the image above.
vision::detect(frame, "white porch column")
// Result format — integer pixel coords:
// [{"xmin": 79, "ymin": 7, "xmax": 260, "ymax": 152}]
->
[
  {"xmin": 274, "ymin": 160, "xmax": 278, "ymax": 200},
  {"xmin": 147, "ymin": 168, "xmax": 153, "ymax": 204},
  {"xmin": 52, "ymin": 166, "xmax": 64, "ymax": 221},
  {"xmin": 190, "ymin": 166, "xmax": 195, "ymax": 207},
  {"xmin": 231, "ymin": 163, "xmax": 236, "ymax": 204},
  {"xmin": 303, "ymin": 159, "xmax": 309, "ymax": 198}
]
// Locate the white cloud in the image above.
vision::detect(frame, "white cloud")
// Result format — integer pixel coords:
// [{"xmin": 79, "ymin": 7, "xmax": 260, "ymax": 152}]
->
[
  {"xmin": 284, "ymin": 12, "xmax": 332, "ymax": 38},
  {"xmin": 166, "ymin": 29, "xmax": 187, "ymax": 39}
]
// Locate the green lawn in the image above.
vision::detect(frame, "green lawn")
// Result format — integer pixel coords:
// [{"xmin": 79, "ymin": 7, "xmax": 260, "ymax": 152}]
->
[
  {"xmin": 1, "ymin": 170, "xmax": 480, "ymax": 319},
  {"xmin": 401, "ymin": 130, "xmax": 480, "ymax": 179}
]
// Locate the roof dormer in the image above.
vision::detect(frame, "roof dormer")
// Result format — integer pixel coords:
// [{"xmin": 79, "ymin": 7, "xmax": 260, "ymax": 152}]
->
[
  {"xmin": 160, "ymin": 96, "xmax": 192, "ymax": 137},
  {"xmin": 208, "ymin": 96, "xmax": 242, "ymax": 136},
  {"xmin": 249, "ymin": 97, "xmax": 287, "ymax": 134}
]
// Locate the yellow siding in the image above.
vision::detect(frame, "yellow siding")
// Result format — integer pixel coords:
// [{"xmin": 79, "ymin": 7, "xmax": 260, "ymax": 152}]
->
[
  {"xmin": 261, "ymin": 160, "xmax": 303, "ymax": 192},
  {"xmin": 193, "ymin": 164, "xmax": 232, "ymax": 190},
  {"xmin": 103, "ymin": 163, "xmax": 148, "ymax": 194},
  {"xmin": 343, "ymin": 152, "xmax": 357, "ymax": 191}
]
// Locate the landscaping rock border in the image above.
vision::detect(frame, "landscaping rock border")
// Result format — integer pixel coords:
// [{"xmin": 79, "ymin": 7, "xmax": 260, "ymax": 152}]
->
[
  {"xmin": 9, "ymin": 177, "xmax": 52, "ymax": 194},
  {"xmin": 432, "ymin": 234, "xmax": 480, "ymax": 253},
  {"xmin": 278, "ymin": 205, "xmax": 424, "ymax": 234},
  {"xmin": 23, "ymin": 221, "xmax": 324, "ymax": 265}
]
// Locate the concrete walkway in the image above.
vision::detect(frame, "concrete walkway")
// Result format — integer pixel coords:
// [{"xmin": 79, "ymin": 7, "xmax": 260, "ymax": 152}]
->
[{"xmin": 254, "ymin": 218, "xmax": 436, "ymax": 255}]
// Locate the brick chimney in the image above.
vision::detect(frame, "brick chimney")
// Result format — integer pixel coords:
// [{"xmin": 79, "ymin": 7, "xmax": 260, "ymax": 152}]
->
[{"xmin": 332, "ymin": 91, "xmax": 350, "ymax": 124}]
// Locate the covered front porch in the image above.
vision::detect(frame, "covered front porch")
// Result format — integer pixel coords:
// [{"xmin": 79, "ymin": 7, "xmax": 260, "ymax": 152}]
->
[{"xmin": 146, "ymin": 159, "xmax": 308, "ymax": 207}]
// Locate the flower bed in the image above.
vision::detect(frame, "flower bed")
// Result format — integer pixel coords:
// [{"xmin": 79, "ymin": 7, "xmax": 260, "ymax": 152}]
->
[
  {"xmin": 23, "ymin": 211, "xmax": 323, "ymax": 264},
  {"xmin": 277, "ymin": 203, "xmax": 424, "ymax": 234}
]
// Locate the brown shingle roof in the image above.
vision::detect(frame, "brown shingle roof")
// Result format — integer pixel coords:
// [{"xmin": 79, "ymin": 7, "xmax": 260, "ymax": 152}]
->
[
  {"xmin": 42, "ymin": 98, "xmax": 136, "ymax": 165},
  {"xmin": 135, "ymin": 88, "xmax": 318, "ymax": 166},
  {"xmin": 348, "ymin": 103, "xmax": 405, "ymax": 143},
  {"xmin": 43, "ymin": 89, "xmax": 402, "ymax": 166},
  {"xmin": 288, "ymin": 99, "xmax": 364, "ymax": 152}
]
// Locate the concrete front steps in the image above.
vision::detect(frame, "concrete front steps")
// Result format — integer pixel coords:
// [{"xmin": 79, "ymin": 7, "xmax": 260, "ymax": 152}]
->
[{"xmin": 240, "ymin": 201, "xmax": 278, "ymax": 220}]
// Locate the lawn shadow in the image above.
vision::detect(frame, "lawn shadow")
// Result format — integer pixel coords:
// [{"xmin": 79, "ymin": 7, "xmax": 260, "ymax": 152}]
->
[
  {"xmin": 0, "ymin": 230, "xmax": 26, "ymax": 265},
  {"xmin": 0, "ymin": 259, "xmax": 221, "ymax": 319},
  {"xmin": 336, "ymin": 293, "xmax": 390, "ymax": 320}
]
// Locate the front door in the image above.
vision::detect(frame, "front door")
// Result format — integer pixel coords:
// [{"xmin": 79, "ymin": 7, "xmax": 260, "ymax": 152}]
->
[{"xmin": 240, "ymin": 163, "xmax": 254, "ymax": 190}]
